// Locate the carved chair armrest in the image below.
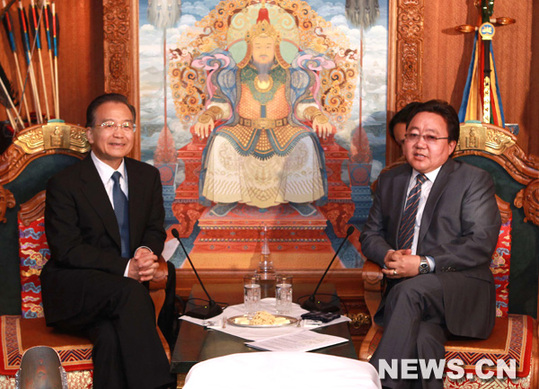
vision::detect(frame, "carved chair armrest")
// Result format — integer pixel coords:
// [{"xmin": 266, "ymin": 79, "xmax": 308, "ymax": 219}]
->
[
  {"xmin": 362, "ymin": 260, "xmax": 384, "ymax": 320},
  {"xmin": 359, "ymin": 260, "xmax": 384, "ymax": 361}
]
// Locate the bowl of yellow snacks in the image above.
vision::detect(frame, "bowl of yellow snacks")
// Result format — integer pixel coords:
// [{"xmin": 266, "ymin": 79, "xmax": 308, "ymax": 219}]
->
[{"xmin": 227, "ymin": 311, "xmax": 298, "ymax": 327}]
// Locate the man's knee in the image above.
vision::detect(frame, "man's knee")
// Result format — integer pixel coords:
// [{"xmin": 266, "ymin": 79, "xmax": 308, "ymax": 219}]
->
[
  {"xmin": 386, "ymin": 279, "xmax": 424, "ymax": 307},
  {"xmin": 112, "ymin": 278, "xmax": 154, "ymax": 316},
  {"xmin": 89, "ymin": 320, "xmax": 119, "ymax": 354}
]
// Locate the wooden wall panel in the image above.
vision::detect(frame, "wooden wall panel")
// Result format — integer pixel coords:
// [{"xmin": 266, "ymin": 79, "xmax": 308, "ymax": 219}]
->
[
  {"xmin": 58, "ymin": 1, "xmax": 105, "ymax": 126},
  {"xmin": 0, "ymin": 0, "xmax": 104, "ymax": 128},
  {"xmin": 422, "ymin": 1, "xmax": 535, "ymax": 156},
  {"xmin": 528, "ymin": 2, "xmax": 539, "ymax": 158}
]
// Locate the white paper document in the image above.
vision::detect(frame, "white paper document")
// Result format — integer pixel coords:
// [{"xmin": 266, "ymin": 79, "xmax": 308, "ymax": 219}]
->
[{"xmin": 245, "ymin": 330, "xmax": 348, "ymax": 352}]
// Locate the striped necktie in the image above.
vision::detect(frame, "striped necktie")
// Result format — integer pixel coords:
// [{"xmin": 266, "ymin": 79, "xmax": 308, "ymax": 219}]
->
[
  {"xmin": 398, "ymin": 173, "xmax": 427, "ymax": 250},
  {"xmin": 111, "ymin": 171, "xmax": 130, "ymax": 258}
]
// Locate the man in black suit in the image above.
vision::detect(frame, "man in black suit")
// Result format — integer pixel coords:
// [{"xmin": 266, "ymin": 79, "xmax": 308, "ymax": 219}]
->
[
  {"xmin": 360, "ymin": 100, "xmax": 501, "ymax": 389},
  {"xmin": 41, "ymin": 94, "xmax": 175, "ymax": 389}
]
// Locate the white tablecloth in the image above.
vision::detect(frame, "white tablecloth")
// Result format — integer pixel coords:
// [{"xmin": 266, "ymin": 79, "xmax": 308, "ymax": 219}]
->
[
  {"xmin": 182, "ymin": 351, "xmax": 382, "ymax": 389},
  {"xmin": 180, "ymin": 298, "xmax": 350, "ymax": 341}
]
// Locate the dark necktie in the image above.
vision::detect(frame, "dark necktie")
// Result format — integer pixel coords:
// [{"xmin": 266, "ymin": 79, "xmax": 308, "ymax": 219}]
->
[
  {"xmin": 398, "ymin": 173, "xmax": 427, "ymax": 250},
  {"xmin": 111, "ymin": 171, "xmax": 130, "ymax": 258}
]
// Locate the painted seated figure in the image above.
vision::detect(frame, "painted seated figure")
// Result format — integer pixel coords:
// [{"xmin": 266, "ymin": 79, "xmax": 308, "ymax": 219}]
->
[{"xmin": 192, "ymin": 5, "xmax": 333, "ymax": 217}]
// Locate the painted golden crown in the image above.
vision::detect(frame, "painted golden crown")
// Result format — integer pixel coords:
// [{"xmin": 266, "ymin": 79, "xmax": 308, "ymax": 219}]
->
[{"xmin": 245, "ymin": 8, "xmax": 280, "ymax": 43}]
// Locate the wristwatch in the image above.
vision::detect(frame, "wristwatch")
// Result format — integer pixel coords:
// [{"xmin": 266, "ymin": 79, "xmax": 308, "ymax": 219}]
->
[{"xmin": 419, "ymin": 256, "xmax": 430, "ymax": 274}]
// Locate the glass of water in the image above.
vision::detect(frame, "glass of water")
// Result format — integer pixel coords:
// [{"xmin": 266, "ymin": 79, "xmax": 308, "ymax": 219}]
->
[
  {"xmin": 243, "ymin": 274, "xmax": 261, "ymax": 318},
  {"xmin": 275, "ymin": 274, "xmax": 293, "ymax": 314}
]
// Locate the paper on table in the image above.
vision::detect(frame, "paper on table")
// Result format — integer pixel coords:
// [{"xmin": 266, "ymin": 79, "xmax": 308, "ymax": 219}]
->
[
  {"xmin": 245, "ymin": 330, "xmax": 348, "ymax": 352},
  {"xmin": 180, "ymin": 298, "xmax": 351, "ymax": 341}
]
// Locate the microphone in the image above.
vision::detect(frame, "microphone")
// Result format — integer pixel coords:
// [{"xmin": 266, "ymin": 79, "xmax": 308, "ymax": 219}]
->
[
  {"xmin": 171, "ymin": 228, "xmax": 223, "ymax": 319},
  {"xmin": 300, "ymin": 226, "xmax": 355, "ymax": 313}
]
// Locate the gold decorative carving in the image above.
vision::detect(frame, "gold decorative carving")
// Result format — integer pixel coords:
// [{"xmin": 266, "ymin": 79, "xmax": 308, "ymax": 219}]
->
[
  {"xmin": 0, "ymin": 124, "xmax": 89, "ymax": 185},
  {"xmin": 394, "ymin": 0, "xmax": 424, "ymax": 110},
  {"xmin": 457, "ymin": 122, "xmax": 516, "ymax": 155},
  {"xmin": 0, "ymin": 185, "xmax": 16, "ymax": 223},
  {"xmin": 453, "ymin": 123, "xmax": 539, "ymax": 228},
  {"xmin": 103, "ymin": 0, "xmax": 133, "ymax": 96},
  {"xmin": 19, "ymin": 191, "xmax": 46, "ymax": 227},
  {"xmin": 14, "ymin": 124, "xmax": 90, "ymax": 154},
  {"xmin": 346, "ymin": 312, "xmax": 372, "ymax": 330}
]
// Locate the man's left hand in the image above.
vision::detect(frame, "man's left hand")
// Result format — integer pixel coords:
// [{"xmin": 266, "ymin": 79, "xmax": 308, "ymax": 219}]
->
[
  {"xmin": 382, "ymin": 250, "xmax": 421, "ymax": 279},
  {"xmin": 130, "ymin": 248, "xmax": 159, "ymax": 282}
]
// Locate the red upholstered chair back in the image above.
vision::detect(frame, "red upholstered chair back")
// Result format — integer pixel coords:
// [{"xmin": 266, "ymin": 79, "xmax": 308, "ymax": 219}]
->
[
  {"xmin": 19, "ymin": 192, "xmax": 49, "ymax": 319},
  {"xmin": 490, "ymin": 196, "xmax": 512, "ymax": 318}
]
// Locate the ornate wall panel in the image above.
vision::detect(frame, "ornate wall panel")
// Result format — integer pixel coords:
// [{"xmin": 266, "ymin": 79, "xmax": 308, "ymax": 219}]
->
[{"xmin": 103, "ymin": 0, "xmax": 141, "ymax": 157}]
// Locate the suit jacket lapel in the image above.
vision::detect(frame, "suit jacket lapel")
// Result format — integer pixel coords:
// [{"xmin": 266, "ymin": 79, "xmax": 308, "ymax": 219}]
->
[
  {"xmin": 80, "ymin": 155, "xmax": 122, "ymax": 250},
  {"xmin": 418, "ymin": 159, "xmax": 456, "ymax": 246},
  {"xmin": 125, "ymin": 158, "xmax": 143, "ymax": 254}
]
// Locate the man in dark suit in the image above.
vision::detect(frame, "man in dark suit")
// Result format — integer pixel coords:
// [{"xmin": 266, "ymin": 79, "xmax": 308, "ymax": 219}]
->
[
  {"xmin": 360, "ymin": 100, "xmax": 501, "ymax": 389},
  {"xmin": 388, "ymin": 101, "xmax": 421, "ymax": 148},
  {"xmin": 41, "ymin": 94, "xmax": 175, "ymax": 389}
]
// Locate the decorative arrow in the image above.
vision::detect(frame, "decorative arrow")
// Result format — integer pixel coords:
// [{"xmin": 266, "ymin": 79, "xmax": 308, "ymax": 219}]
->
[{"xmin": 1, "ymin": 0, "xmax": 31, "ymax": 124}]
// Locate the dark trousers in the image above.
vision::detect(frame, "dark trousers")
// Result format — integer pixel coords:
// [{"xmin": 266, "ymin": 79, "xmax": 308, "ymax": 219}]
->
[
  {"xmin": 158, "ymin": 261, "xmax": 179, "ymax": 351},
  {"xmin": 370, "ymin": 275, "xmax": 447, "ymax": 389},
  {"xmin": 54, "ymin": 271, "xmax": 175, "ymax": 389}
]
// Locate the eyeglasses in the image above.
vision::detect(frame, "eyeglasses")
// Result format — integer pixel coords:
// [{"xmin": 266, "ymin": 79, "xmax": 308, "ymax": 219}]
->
[
  {"xmin": 96, "ymin": 121, "xmax": 136, "ymax": 132},
  {"xmin": 405, "ymin": 133, "xmax": 449, "ymax": 144}
]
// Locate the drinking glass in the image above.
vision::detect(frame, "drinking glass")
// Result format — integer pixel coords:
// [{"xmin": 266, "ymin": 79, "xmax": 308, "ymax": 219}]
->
[
  {"xmin": 275, "ymin": 274, "xmax": 293, "ymax": 314},
  {"xmin": 243, "ymin": 274, "xmax": 261, "ymax": 318}
]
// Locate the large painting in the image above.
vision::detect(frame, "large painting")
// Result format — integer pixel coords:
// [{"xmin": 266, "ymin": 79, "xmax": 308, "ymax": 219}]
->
[{"xmin": 137, "ymin": 0, "xmax": 390, "ymax": 270}]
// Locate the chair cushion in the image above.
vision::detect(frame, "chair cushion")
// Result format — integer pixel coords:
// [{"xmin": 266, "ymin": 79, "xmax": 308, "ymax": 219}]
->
[
  {"xmin": 19, "ymin": 215, "xmax": 49, "ymax": 319},
  {"xmin": 366, "ymin": 315, "xmax": 533, "ymax": 380},
  {"xmin": 491, "ymin": 218, "xmax": 511, "ymax": 318},
  {"xmin": 0, "ymin": 316, "xmax": 93, "ymax": 376},
  {"xmin": 444, "ymin": 314, "xmax": 533, "ymax": 378}
]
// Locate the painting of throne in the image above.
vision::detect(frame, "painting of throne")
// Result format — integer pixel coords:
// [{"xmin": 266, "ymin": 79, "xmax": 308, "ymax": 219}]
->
[{"xmin": 141, "ymin": 0, "xmax": 385, "ymax": 269}]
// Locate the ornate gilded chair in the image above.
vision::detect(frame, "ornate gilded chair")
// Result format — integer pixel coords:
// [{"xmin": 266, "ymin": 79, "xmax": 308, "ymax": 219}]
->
[
  {"xmin": 0, "ymin": 123, "xmax": 170, "ymax": 388},
  {"xmin": 359, "ymin": 122, "xmax": 539, "ymax": 387}
]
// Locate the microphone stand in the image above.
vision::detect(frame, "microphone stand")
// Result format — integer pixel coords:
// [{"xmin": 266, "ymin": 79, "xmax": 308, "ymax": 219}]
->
[
  {"xmin": 300, "ymin": 226, "xmax": 355, "ymax": 312},
  {"xmin": 172, "ymin": 228, "xmax": 222, "ymax": 319}
]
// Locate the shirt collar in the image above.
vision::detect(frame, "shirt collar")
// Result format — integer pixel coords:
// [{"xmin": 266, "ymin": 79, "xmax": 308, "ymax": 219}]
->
[
  {"xmin": 90, "ymin": 151, "xmax": 127, "ymax": 184},
  {"xmin": 412, "ymin": 166, "xmax": 441, "ymax": 183}
]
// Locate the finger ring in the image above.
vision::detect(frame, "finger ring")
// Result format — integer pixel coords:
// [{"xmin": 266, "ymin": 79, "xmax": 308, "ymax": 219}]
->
[{"xmin": 393, "ymin": 269, "xmax": 398, "ymax": 275}]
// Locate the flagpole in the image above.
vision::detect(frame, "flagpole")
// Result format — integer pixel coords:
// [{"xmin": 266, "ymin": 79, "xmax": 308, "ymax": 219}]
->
[{"xmin": 480, "ymin": 0, "xmax": 494, "ymax": 124}]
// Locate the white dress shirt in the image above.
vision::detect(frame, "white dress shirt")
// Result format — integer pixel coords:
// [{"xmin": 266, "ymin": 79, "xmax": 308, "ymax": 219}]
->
[
  {"xmin": 404, "ymin": 167, "xmax": 441, "ymax": 271},
  {"xmin": 91, "ymin": 152, "xmax": 129, "ymax": 204},
  {"xmin": 90, "ymin": 152, "xmax": 132, "ymax": 276}
]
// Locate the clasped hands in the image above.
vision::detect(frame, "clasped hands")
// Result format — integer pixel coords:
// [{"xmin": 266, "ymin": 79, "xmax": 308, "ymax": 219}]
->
[
  {"xmin": 128, "ymin": 247, "xmax": 164, "ymax": 282},
  {"xmin": 382, "ymin": 249, "xmax": 421, "ymax": 279}
]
